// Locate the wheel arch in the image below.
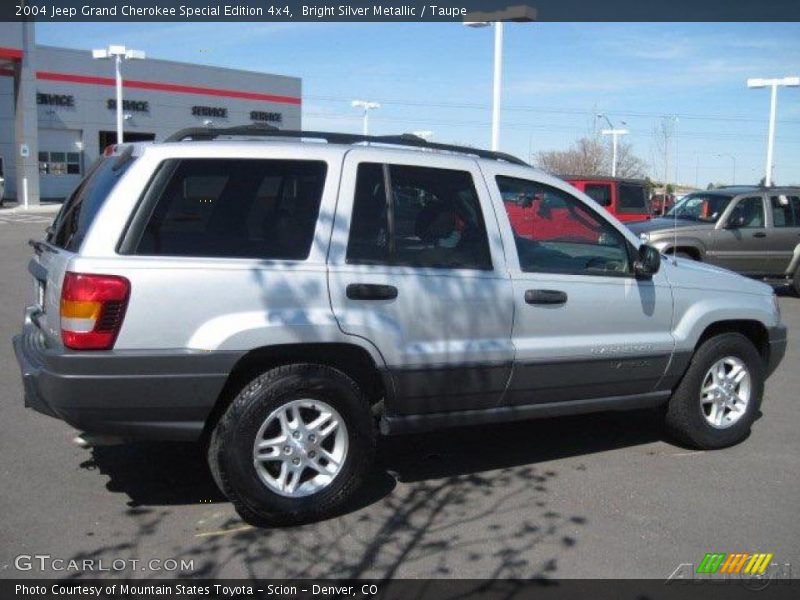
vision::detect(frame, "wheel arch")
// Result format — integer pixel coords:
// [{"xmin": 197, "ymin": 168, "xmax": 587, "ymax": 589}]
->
[
  {"xmin": 655, "ymin": 237, "xmax": 705, "ymax": 260},
  {"xmin": 695, "ymin": 319, "xmax": 769, "ymax": 366},
  {"xmin": 202, "ymin": 342, "xmax": 388, "ymax": 443},
  {"xmin": 668, "ymin": 246, "xmax": 702, "ymax": 261}
]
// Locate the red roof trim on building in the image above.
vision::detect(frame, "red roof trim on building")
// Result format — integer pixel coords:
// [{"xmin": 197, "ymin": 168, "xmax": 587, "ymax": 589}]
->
[
  {"xmin": 35, "ymin": 70, "xmax": 302, "ymax": 105},
  {"xmin": 0, "ymin": 46, "xmax": 24, "ymax": 60}
]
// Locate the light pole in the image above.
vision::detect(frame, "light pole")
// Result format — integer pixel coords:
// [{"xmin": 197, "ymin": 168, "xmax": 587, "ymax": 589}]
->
[
  {"xmin": 91, "ymin": 45, "xmax": 145, "ymax": 145},
  {"xmin": 597, "ymin": 114, "xmax": 628, "ymax": 177},
  {"xmin": 464, "ymin": 7, "xmax": 536, "ymax": 151},
  {"xmin": 747, "ymin": 76, "xmax": 799, "ymax": 186},
  {"xmin": 716, "ymin": 153, "xmax": 736, "ymax": 185},
  {"xmin": 351, "ymin": 100, "xmax": 380, "ymax": 136},
  {"xmin": 672, "ymin": 115, "xmax": 679, "ymax": 187},
  {"xmin": 464, "ymin": 21, "xmax": 503, "ymax": 151}
]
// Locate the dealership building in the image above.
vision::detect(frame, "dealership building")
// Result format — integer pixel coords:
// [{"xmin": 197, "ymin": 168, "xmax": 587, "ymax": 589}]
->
[{"xmin": 0, "ymin": 23, "xmax": 301, "ymax": 204}]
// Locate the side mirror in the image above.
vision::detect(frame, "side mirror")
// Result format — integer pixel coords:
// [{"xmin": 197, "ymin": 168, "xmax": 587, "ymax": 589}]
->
[{"xmin": 634, "ymin": 244, "xmax": 661, "ymax": 279}]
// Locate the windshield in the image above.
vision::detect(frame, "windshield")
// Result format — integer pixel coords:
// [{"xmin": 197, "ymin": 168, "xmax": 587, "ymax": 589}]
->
[{"xmin": 666, "ymin": 193, "xmax": 734, "ymax": 222}]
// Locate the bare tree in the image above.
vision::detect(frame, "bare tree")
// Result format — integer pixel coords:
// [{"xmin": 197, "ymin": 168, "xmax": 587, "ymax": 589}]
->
[
  {"xmin": 613, "ymin": 141, "xmax": 648, "ymax": 178},
  {"xmin": 535, "ymin": 137, "xmax": 646, "ymax": 178},
  {"xmin": 652, "ymin": 117, "xmax": 672, "ymax": 184}
]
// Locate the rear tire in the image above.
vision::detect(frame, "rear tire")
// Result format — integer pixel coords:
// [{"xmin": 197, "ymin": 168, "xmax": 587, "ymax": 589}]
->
[
  {"xmin": 208, "ymin": 363, "xmax": 376, "ymax": 527},
  {"xmin": 674, "ymin": 251, "xmax": 696, "ymax": 260},
  {"xmin": 665, "ymin": 333, "xmax": 763, "ymax": 449}
]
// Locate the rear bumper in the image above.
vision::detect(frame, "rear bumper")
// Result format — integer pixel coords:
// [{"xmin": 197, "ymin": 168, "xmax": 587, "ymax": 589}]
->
[
  {"xmin": 13, "ymin": 324, "xmax": 242, "ymax": 441},
  {"xmin": 766, "ymin": 324, "xmax": 788, "ymax": 378}
]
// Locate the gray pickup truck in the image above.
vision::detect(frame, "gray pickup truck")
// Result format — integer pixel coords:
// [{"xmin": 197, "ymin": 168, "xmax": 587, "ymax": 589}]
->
[
  {"xmin": 14, "ymin": 128, "xmax": 787, "ymax": 526},
  {"xmin": 629, "ymin": 186, "xmax": 800, "ymax": 295}
]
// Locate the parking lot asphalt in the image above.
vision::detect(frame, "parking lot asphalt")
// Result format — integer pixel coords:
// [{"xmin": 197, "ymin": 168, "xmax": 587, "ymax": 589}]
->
[{"xmin": 0, "ymin": 220, "xmax": 798, "ymax": 581}]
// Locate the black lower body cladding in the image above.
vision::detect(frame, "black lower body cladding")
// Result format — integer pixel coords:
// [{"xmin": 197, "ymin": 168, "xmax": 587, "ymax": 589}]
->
[{"xmin": 13, "ymin": 326, "xmax": 242, "ymax": 441}]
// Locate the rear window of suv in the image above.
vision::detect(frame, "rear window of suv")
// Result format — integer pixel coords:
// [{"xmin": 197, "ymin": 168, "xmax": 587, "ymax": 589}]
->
[
  {"xmin": 134, "ymin": 159, "xmax": 327, "ymax": 260},
  {"xmin": 617, "ymin": 183, "xmax": 648, "ymax": 213},
  {"xmin": 48, "ymin": 155, "xmax": 135, "ymax": 252}
]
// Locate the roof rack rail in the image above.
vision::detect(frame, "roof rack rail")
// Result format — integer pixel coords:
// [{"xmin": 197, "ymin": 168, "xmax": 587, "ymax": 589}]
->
[{"xmin": 163, "ymin": 124, "xmax": 528, "ymax": 166}]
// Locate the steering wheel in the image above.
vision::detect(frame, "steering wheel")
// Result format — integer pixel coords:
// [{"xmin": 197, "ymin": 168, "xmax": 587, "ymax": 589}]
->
[{"xmin": 585, "ymin": 256, "xmax": 610, "ymax": 270}]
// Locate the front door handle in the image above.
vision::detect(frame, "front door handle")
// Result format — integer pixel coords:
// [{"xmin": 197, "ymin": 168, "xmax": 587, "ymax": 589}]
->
[
  {"xmin": 753, "ymin": 232, "xmax": 767, "ymax": 238},
  {"xmin": 346, "ymin": 283, "xmax": 398, "ymax": 301},
  {"xmin": 525, "ymin": 289, "xmax": 568, "ymax": 305}
]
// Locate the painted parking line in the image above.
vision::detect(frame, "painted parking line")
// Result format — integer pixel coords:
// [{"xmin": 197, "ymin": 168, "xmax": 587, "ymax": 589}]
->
[{"xmin": 0, "ymin": 213, "xmax": 54, "ymax": 225}]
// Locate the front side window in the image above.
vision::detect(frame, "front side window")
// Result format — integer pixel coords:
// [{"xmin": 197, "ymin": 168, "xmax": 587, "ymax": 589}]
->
[
  {"xmin": 667, "ymin": 193, "xmax": 733, "ymax": 223},
  {"xmin": 726, "ymin": 196, "xmax": 765, "ymax": 229},
  {"xmin": 135, "ymin": 159, "xmax": 327, "ymax": 260},
  {"xmin": 496, "ymin": 176, "xmax": 631, "ymax": 276},
  {"xmin": 770, "ymin": 195, "xmax": 800, "ymax": 228},
  {"xmin": 347, "ymin": 163, "xmax": 492, "ymax": 270}
]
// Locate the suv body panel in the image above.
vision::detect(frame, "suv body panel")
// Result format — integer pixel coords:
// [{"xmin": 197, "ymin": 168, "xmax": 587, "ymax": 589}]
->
[
  {"xmin": 327, "ymin": 148, "xmax": 515, "ymax": 416},
  {"xmin": 484, "ymin": 162, "xmax": 677, "ymax": 402},
  {"xmin": 13, "ymin": 140, "xmax": 787, "ymax": 440}
]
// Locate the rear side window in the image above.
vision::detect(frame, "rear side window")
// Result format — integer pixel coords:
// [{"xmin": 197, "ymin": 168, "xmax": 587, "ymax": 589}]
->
[
  {"xmin": 135, "ymin": 159, "xmax": 327, "ymax": 260},
  {"xmin": 770, "ymin": 195, "xmax": 800, "ymax": 227},
  {"xmin": 584, "ymin": 184, "xmax": 612, "ymax": 207},
  {"xmin": 347, "ymin": 163, "xmax": 492, "ymax": 270},
  {"xmin": 617, "ymin": 183, "xmax": 648, "ymax": 213},
  {"xmin": 48, "ymin": 156, "xmax": 135, "ymax": 251}
]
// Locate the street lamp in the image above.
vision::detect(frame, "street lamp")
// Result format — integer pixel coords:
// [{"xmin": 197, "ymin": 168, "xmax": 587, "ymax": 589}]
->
[
  {"xmin": 464, "ymin": 21, "xmax": 504, "ymax": 151},
  {"xmin": 92, "ymin": 45, "xmax": 145, "ymax": 145},
  {"xmin": 351, "ymin": 100, "xmax": 380, "ymax": 136},
  {"xmin": 716, "ymin": 153, "xmax": 737, "ymax": 185},
  {"xmin": 464, "ymin": 7, "xmax": 536, "ymax": 151},
  {"xmin": 597, "ymin": 114, "xmax": 628, "ymax": 177},
  {"xmin": 747, "ymin": 76, "xmax": 799, "ymax": 186}
]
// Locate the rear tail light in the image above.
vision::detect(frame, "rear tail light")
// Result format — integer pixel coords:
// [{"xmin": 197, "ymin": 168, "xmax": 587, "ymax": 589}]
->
[{"xmin": 60, "ymin": 272, "xmax": 130, "ymax": 350}]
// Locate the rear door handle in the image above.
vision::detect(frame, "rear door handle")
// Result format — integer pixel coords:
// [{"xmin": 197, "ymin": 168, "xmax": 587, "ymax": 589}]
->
[
  {"xmin": 753, "ymin": 232, "xmax": 767, "ymax": 238},
  {"xmin": 346, "ymin": 283, "xmax": 398, "ymax": 301},
  {"xmin": 525, "ymin": 289, "xmax": 568, "ymax": 305}
]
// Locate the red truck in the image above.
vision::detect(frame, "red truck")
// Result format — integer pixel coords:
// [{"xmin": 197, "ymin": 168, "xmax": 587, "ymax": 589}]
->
[{"xmin": 563, "ymin": 177, "xmax": 651, "ymax": 222}]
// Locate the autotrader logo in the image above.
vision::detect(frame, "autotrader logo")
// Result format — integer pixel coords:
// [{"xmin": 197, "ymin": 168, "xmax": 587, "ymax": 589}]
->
[
  {"xmin": 666, "ymin": 551, "xmax": 792, "ymax": 589},
  {"xmin": 697, "ymin": 552, "xmax": 773, "ymax": 575}
]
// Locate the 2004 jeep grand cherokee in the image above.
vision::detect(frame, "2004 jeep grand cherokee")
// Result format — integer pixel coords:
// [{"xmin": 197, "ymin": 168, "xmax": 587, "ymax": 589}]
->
[{"xmin": 14, "ymin": 127, "xmax": 787, "ymax": 526}]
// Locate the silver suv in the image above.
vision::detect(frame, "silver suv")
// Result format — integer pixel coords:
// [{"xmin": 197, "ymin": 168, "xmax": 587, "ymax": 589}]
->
[{"xmin": 14, "ymin": 127, "xmax": 787, "ymax": 526}]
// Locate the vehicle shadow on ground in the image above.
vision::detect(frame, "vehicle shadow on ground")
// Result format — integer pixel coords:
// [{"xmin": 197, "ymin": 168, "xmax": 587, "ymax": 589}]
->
[
  {"xmin": 71, "ymin": 409, "xmax": 667, "ymax": 580},
  {"xmin": 82, "ymin": 407, "xmax": 665, "ymax": 510}
]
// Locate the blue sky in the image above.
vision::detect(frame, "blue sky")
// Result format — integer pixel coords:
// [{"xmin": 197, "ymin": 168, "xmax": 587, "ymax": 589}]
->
[{"xmin": 37, "ymin": 21, "xmax": 800, "ymax": 186}]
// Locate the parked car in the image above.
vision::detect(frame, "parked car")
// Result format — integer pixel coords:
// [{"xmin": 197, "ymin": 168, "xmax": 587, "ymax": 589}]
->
[
  {"xmin": 628, "ymin": 186, "xmax": 800, "ymax": 295},
  {"xmin": 14, "ymin": 128, "xmax": 786, "ymax": 526},
  {"xmin": 563, "ymin": 176, "xmax": 651, "ymax": 222},
  {"xmin": 650, "ymin": 193, "xmax": 675, "ymax": 216}
]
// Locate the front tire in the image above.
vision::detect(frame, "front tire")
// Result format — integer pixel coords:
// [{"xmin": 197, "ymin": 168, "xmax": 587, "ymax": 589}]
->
[
  {"xmin": 665, "ymin": 333, "xmax": 764, "ymax": 449},
  {"xmin": 208, "ymin": 363, "xmax": 376, "ymax": 527}
]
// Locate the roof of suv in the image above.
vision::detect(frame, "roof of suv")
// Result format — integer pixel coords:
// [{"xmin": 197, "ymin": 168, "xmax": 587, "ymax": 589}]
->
[
  {"xmin": 150, "ymin": 124, "xmax": 531, "ymax": 167},
  {"xmin": 693, "ymin": 185, "xmax": 800, "ymax": 196}
]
